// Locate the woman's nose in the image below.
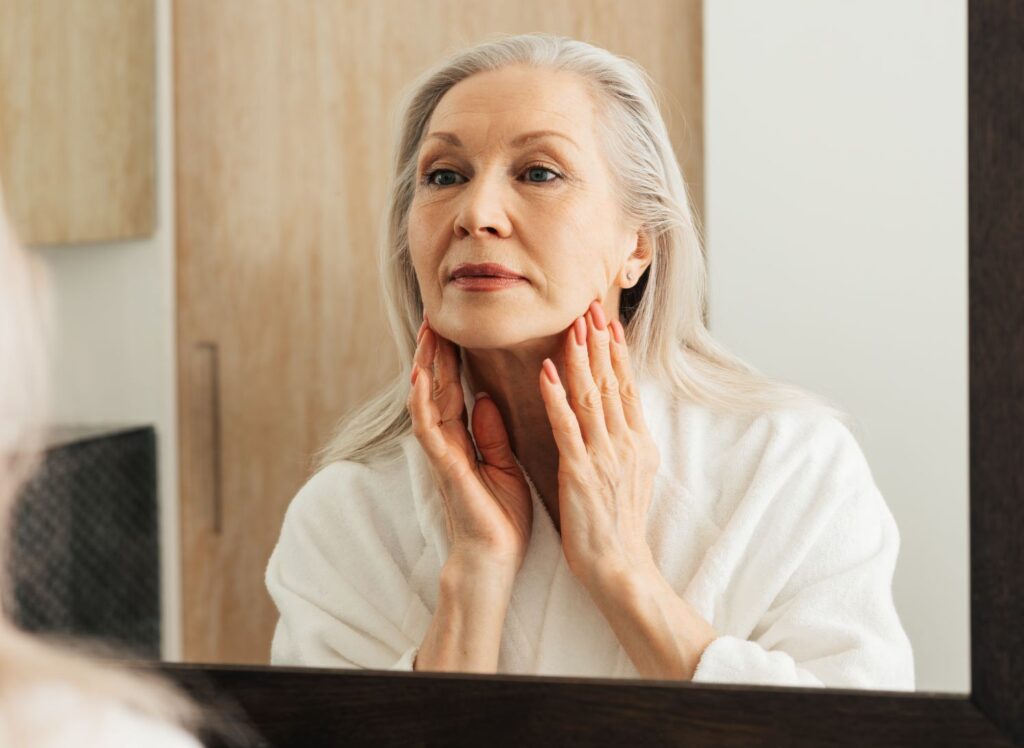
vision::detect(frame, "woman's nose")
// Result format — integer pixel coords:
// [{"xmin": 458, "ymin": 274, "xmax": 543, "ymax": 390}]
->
[{"xmin": 453, "ymin": 173, "xmax": 513, "ymax": 239}]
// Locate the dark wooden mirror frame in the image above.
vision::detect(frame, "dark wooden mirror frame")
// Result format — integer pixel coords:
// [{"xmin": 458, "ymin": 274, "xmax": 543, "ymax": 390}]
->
[{"xmin": 146, "ymin": 3, "xmax": 1023, "ymax": 745}]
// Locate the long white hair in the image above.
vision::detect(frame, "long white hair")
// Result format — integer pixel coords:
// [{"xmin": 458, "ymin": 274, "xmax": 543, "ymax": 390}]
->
[
  {"xmin": 0, "ymin": 189, "xmax": 205, "ymax": 742},
  {"xmin": 317, "ymin": 32, "xmax": 847, "ymax": 468}
]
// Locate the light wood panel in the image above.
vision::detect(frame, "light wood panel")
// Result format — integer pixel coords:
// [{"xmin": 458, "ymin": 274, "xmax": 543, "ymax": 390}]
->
[
  {"xmin": 175, "ymin": 0, "xmax": 702, "ymax": 664},
  {"xmin": 0, "ymin": 0, "xmax": 155, "ymax": 246}
]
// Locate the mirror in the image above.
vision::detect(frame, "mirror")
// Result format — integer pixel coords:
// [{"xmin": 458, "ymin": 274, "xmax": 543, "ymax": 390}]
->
[{"xmin": 1, "ymin": 0, "xmax": 968, "ymax": 694}]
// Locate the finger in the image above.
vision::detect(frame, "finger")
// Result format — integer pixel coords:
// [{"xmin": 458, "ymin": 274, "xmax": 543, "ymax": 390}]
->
[
  {"xmin": 410, "ymin": 328, "xmax": 476, "ymax": 473},
  {"xmin": 585, "ymin": 302, "xmax": 628, "ymax": 439},
  {"xmin": 565, "ymin": 314, "xmax": 612, "ymax": 453},
  {"xmin": 431, "ymin": 326, "xmax": 469, "ymax": 430},
  {"xmin": 408, "ymin": 332, "xmax": 450, "ymax": 464},
  {"xmin": 538, "ymin": 357, "xmax": 589, "ymax": 468},
  {"xmin": 471, "ymin": 393, "xmax": 518, "ymax": 470},
  {"xmin": 414, "ymin": 319, "xmax": 435, "ymax": 372},
  {"xmin": 608, "ymin": 318, "xmax": 649, "ymax": 435}
]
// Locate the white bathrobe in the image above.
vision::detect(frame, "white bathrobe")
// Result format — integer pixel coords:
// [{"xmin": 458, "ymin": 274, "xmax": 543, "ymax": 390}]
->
[{"xmin": 265, "ymin": 373, "xmax": 915, "ymax": 691}]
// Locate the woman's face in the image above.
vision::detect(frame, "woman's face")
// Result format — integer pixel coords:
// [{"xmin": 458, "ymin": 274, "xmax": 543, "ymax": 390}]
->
[{"xmin": 407, "ymin": 65, "xmax": 643, "ymax": 349}]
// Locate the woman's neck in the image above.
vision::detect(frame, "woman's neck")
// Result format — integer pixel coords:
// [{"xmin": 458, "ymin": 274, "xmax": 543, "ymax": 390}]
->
[
  {"xmin": 461, "ymin": 342, "xmax": 567, "ymax": 522},
  {"xmin": 461, "ymin": 341, "xmax": 565, "ymax": 458}
]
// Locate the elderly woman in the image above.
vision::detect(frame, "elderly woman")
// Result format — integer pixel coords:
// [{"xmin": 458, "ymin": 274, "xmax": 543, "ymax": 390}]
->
[
  {"xmin": 0, "ymin": 189, "xmax": 203, "ymax": 742},
  {"xmin": 266, "ymin": 33, "xmax": 915, "ymax": 690}
]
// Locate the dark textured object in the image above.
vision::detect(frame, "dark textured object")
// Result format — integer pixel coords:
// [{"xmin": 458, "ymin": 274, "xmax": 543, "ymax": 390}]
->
[
  {"xmin": 7, "ymin": 425, "xmax": 160, "ymax": 659},
  {"xmin": 967, "ymin": 0, "xmax": 1024, "ymax": 743},
  {"xmin": 148, "ymin": 1, "xmax": 1024, "ymax": 745},
  {"xmin": 152, "ymin": 664, "xmax": 1012, "ymax": 748}
]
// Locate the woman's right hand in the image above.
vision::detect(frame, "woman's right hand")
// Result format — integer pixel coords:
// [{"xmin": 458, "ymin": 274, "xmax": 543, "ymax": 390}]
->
[{"xmin": 407, "ymin": 314, "xmax": 533, "ymax": 575}]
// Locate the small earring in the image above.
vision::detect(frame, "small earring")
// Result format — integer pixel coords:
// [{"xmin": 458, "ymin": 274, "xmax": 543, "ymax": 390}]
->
[{"xmin": 626, "ymin": 271, "xmax": 633, "ymax": 281}]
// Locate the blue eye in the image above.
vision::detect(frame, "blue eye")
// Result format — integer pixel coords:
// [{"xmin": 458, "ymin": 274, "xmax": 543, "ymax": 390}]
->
[
  {"xmin": 524, "ymin": 165, "xmax": 560, "ymax": 183},
  {"xmin": 424, "ymin": 169, "xmax": 465, "ymax": 187}
]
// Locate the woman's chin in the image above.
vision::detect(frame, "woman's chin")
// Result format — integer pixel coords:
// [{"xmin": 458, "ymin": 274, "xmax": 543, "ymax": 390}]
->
[
  {"xmin": 446, "ymin": 333, "xmax": 516, "ymax": 350},
  {"xmin": 439, "ymin": 325, "xmax": 563, "ymax": 354}
]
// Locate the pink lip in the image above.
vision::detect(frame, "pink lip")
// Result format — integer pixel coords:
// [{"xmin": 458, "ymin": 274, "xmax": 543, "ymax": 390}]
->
[
  {"xmin": 450, "ymin": 262, "xmax": 525, "ymax": 280},
  {"xmin": 451, "ymin": 276, "xmax": 527, "ymax": 291}
]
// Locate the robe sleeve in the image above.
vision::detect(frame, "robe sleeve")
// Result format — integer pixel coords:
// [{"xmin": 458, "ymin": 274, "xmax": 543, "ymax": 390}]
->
[
  {"xmin": 265, "ymin": 460, "xmax": 431, "ymax": 671},
  {"xmin": 691, "ymin": 450, "xmax": 916, "ymax": 691}
]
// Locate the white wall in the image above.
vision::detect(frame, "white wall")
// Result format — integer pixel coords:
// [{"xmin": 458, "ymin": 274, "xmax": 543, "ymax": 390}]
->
[
  {"xmin": 704, "ymin": 0, "xmax": 968, "ymax": 692},
  {"xmin": 30, "ymin": 0, "xmax": 181, "ymax": 661}
]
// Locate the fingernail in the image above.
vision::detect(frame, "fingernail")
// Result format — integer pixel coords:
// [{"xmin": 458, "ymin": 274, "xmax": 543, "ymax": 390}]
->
[
  {"xmin": 417, "ymin": 323, "xmax": 426, "ymax": 344},
  {"xmin": 590, "ymin": 301, "xmax": 607, "ymax": 330},
  {"xmin": 573, "ymin": 316, "xmax": 587, "ymax": 345},
  {"xmin": 411, "ymin": 366, "xmax": 419, "ymax": 385},
  {"xmin": 611, "ymin": 319, "xmax": 624, "ymax": 344},
  {"xmin": 474, "ymin": 391, "xmax": 490, "ymax": 401},
  {"xmin": 542, "ymin": 359, "xmax": 559, "ymax": 385}
]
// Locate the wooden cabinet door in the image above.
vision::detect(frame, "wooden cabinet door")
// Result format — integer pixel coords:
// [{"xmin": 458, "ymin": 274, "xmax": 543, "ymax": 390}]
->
[
  {"xmin": 175, "ymin": 0, "xmax": 702, "ymax": 664},
  {"xmin": 0, "ymin": 0, "xmax": 154, "ymax": 245}
]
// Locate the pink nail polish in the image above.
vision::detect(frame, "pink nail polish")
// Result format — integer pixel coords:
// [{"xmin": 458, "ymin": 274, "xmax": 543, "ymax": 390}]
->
[
  {"xmin": 574, "ymin": 317, "xmax": 587, "ymax": 345},
  {"xmin": 542, "ymin": 359, "xmax": 559, "ymax": 384},
  {"xmin": 611, "ymin": 319, "xmax": 624, "ymax": 344},
  {"xmin": 590, "ymin": 301, "xmax": 607, "ymax": 330}
]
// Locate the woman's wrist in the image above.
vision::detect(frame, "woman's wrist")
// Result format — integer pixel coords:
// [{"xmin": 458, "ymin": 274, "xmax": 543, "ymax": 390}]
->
[
  {"xmin": 414, "ymin": 555, "xmax": 516, "ymax": 673},
  {"xmin": 442, "ymin": 552, "xmax": 518, "ymax": 598}
]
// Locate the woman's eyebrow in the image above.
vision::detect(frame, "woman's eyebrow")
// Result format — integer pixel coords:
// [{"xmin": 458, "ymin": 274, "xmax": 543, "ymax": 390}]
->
[{"xmin": 423, "ymin": 129, "xmax": 580, "ymax": 151}]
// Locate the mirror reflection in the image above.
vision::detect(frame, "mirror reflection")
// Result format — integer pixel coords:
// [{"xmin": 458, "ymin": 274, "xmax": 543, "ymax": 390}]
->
[{"xmin": 0, "ymin": 0, "xmax": 968, "ymax": 695}]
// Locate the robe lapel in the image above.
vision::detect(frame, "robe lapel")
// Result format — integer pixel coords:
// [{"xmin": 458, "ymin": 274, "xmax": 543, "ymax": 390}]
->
[
  {"xmin": 403, "ymin": 362, "xmax": 699, "ymax": 679},
  {"xmin": 500, "ymin": 374, "xmax": 666, "ymax": 678}
]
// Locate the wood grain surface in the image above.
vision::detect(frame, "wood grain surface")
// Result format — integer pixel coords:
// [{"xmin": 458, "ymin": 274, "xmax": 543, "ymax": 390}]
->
[
  {"xmin": 968, "ymin": 0, "xmax": 1024, "ymax": 743},
  {"xmin": 152, "ymin": 661, "xmax": 1014, "ymax": 747},
  {"xmin": 0, "ymin": 0, "xmax": 155, "ymax": 245}
]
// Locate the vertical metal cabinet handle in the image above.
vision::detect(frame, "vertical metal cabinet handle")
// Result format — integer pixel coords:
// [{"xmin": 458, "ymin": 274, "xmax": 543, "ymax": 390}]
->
[{"xmin": 195, "ymin": 341, "xmax": 223, "ymax": 535}]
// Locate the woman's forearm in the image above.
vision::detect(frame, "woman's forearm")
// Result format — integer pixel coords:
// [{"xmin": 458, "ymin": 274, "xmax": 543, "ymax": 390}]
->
[
  {"xmin": 413, "ymin": 556, "xmax": 516, "ymax": 673},
  {"xmin": 587, "ymin": 560, "xmax": 719, "ymax": 680}
]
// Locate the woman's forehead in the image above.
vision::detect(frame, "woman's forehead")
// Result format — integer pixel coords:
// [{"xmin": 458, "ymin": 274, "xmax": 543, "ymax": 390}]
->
[{"xmin": 428, "ymin": 67, "xmax": 596, "ymax": 141}]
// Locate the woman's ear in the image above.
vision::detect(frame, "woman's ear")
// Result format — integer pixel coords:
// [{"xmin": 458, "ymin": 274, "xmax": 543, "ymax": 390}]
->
[{"xmin": 621, "ymin": 229, "xmax": 653, "ymax": 288}]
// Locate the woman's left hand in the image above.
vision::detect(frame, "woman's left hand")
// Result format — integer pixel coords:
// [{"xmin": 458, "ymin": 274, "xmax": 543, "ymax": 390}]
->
[{"xmin": 538, "ymin": 299, "xmax": 661, "ymax": 589}]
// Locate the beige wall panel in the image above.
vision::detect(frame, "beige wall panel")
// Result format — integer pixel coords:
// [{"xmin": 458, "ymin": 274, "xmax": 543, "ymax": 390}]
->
[
  {"xmin": 0, "ymin": 0, "xmax": 155, "ymax": 245},
  {"xmin": 175, "ymin": 0, "xmax": 702, "ymax": 664}
]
